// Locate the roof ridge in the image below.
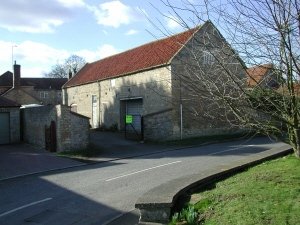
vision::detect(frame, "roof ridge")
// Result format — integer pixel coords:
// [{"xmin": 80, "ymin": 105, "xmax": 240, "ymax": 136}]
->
[
  {"xmin": 64, "ymin": 24, "xmax": 204, "ymax": 88},
  {"xmin": 91, "ymin": 26, "xmax": 201, "ymax": 65}
]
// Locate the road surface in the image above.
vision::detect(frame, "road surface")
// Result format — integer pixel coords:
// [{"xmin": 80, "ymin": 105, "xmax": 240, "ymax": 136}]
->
[{"xmin": 0, "ymin": 137, "xmax": 285, "ymax": 225}]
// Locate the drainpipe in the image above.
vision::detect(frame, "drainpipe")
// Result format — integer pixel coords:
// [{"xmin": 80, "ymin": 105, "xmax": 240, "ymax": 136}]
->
[
  {"xmin": 179, "ymin": 76, "xmax": 183, "ymax": 140},
  {"xmin": 180, "ymin": 103, "xmax": 183, "ymax": 140},
  {"xmin": 98, "ymin": 80, "xmax": 101, "ymax": 127}
]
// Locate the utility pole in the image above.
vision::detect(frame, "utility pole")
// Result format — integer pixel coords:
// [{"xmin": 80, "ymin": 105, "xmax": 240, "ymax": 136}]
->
[{"xmin": 11, "ymin": 44, "xmax": 17, "ymax": 70}]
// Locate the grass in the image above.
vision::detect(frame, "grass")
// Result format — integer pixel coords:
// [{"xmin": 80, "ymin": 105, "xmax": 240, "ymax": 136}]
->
[{"xmin": 170, "ymin": 155, "xmax": 300, "ymax": 225}]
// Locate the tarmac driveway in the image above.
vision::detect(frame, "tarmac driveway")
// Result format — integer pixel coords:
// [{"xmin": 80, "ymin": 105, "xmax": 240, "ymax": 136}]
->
[{"xmin": 0, "ymin": 144, "xmax": 85, "ymax": 181}]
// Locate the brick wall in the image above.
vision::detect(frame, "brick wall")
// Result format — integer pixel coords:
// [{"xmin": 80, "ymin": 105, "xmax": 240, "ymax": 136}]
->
[{"xmin": 22, "ymin": 105, "xmax": 89, "ymax": 152}]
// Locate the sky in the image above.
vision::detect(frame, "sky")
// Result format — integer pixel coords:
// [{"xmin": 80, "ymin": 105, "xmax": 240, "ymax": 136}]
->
[{"xmin": 0, "ymin": 0, "xmax": 195, "ymax": 77}]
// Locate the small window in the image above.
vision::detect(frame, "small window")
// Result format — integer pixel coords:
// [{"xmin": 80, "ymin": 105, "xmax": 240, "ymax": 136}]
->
[
  {"xmin": 40, "ymin": 91, "xmax": 48, "ymax": 99},
  {"xmin": 203, "ymin": 51, "xmax": 215, "ymax": 65},
  {"xmin": 111, "ymin": 79, "xmax": 116, "ymax": 88}
]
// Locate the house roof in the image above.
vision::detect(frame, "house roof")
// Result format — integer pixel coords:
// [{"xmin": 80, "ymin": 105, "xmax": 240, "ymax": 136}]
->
[
  {"xmin": 21, "ymin": 78, "xmax": 68, "ymax": 90},
  {"xmin": 246, "ymin": 64, "xmax": 273, "ymax": 87},
  {"xmin": 0, "ymin": 72, "xmax": 67, "ymax": 90},
  {"xmin": 0, "ymin": 71, "xmax": 12, "ymax": 86},
  {"xmin": 64, "ymin": 26, "xmax": 201, "ymax": 88},
  {"xmin": 0, "ymin": 96, "xmax": 20, "ymax": 107}
]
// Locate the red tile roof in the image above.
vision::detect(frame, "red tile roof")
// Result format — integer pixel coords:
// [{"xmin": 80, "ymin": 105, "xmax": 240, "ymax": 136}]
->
[
  {"xmin": 246, "ymin": 64, "xmax": 273, "ymax": 87},
  {"xmin": 64, "ymin": 27, "xmax": 200, "ymax": 88}
]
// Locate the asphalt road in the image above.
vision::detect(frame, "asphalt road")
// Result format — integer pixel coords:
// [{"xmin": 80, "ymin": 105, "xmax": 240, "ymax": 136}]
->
[{"xmin": 0, "ymin": 137, "xmax": 285, "ymax": 225}]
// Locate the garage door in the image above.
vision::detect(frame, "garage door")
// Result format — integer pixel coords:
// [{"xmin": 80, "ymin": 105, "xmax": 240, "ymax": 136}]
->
[
  {"xmin": 126, "ymin": 99, "xmax": 143, "ymax": 133},
  {"xmin": 0, "ymin": 113, "xmax": 10, "ymax": 144}
]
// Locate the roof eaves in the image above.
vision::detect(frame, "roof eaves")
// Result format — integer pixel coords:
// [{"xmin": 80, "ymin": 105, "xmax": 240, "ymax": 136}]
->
[
  {"xmin": 64, "ymin": 63, "xmax": 171, "ymax": 88},
  {"xmin": 62, "ymin": 63, "xmax": 89, "ymax": 89}
]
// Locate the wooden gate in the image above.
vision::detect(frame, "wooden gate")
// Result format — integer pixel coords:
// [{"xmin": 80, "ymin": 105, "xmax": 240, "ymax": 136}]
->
[{"xmin": 45, "ymin": 121, "xmax": 56, "ymax": 152}]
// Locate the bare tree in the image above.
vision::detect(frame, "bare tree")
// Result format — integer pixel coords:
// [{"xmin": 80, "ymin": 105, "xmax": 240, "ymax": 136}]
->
[
  {"xmin": 157, "ymin": 0, "xmax": 300, "ymax": 157},
  {"xmin": 45, "ymin": 55, "xmax": 86, "ymax": 78},
  {"xmin": 65, "ymin": 55, "xmax": 86, "ymax": 74},
  {"xmin": 45, "ymin": 63, "xmax": 67, "ymax": 78}
]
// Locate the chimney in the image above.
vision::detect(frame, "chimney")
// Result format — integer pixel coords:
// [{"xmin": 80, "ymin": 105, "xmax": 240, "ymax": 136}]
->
[
  {"xmin": 68, "ymin": 69, "xmax": 72, "ymax": 79},
  {"xmin": 13, "ymin": 61, "xmax": 21, "ymax": 88}
]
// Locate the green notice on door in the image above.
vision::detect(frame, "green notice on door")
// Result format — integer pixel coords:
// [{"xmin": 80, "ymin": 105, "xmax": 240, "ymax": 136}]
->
[{"xmin": 126, "ymin": 115, "xmax": 133, "ymax": 124}]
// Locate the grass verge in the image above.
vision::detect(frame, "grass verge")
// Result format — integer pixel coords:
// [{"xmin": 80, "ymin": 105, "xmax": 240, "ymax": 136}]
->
[{"xmin": 170, "ymin": 155, "xmax": 300, "ymax": 225}]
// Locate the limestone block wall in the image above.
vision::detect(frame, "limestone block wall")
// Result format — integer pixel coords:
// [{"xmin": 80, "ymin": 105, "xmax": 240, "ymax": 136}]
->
[
  {"xmin": 100, "ymin": 66, "xmax": 173, "ymax": 129},
  {"xmin": 143, "ymin": 108, "xmax": 174, "ymax": 141},
  {"xmin": 22, "ymin": 105, "xmax": 56, "ymax": 148},
  {"xmin": 64, "ymin": 66, "xmax": 173, "ymax": 131},
  {"xmin": 64, "ymin": 82, "xmax": 99, "ymax": 127},
  {"xmin": 34, "ymin": 89, "xmax": 63, "ymax": 105},
  {"xmin": 22, "ymin": 105, "xmax": 89, "ymax": 152},
  {"xmin": 169, "ymin": 21, "xmax": 245, "ymax": 139},
  {"xmin": 0, "ymin": 107, "xmax": 20, "ymax": 143}
]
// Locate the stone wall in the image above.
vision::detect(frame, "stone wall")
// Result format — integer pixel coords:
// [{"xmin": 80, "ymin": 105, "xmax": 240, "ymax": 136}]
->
[
  {"xmin": 22, "ymin": 105, "xmax": 89, "ymax": 152},
  {"xmin": 64, "ymin": 66, "xmax": 173, "ymax": 131},
  {"xmin": 143, "ymin": 108, "xmax": 174, "ymax": 141},
  {"xmin": 0, "ymin": 107, "xmax": 20, "ymax": 143},
  {"xmin": 169, "ymin": 21, "xmax": 246, "ymax": 139},
  {"xmin": 3, "ymin": 87, "xmax": 63, "ymax": 106}
]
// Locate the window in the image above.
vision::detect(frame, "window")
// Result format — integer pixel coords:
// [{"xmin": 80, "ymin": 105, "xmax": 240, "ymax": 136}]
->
[
  {"xmin": 202, "ymin": 51, "xmax": 215, "ymax": 65},
  {"xmin": 40, "ymin": 91, "xmax": 48, "ymax": 99},
  {"xmin": 111, "ymin": 79, "xmax": 116, "ymax": 88}
]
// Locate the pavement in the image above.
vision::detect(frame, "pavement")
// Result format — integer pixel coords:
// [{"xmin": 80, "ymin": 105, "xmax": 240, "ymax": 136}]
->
[
  {"xmin": 0, "ymin": 131, "xmax": 171, "ymax": 181},
  {"xmin": 0, "ymin": 131, "xmax": 293, "ymax": 224},
  {"xmin": 0, "ymin": 143, "xmax": 85, "ymax": 181}
]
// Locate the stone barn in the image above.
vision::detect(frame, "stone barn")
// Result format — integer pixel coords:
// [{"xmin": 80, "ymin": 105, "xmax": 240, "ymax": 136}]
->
[{"xmin": 63, "ymin": 21, "xmax": 245, "ymax": 140}]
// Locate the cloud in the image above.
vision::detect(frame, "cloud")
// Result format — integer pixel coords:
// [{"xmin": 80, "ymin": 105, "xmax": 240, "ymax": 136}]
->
[
  {"xmin": 0, "ymin": 40, "xmax": 69, "ymax": 77},
  {"xmin": 97, "ymin": 44, "xmax": 119, "ymax": 58},
  {"xmin": 166, "ymin": 15, "xmax": 182, "ymax": 30},
  {"xmin": 88, "ymin": 1, "xmax": 143, "ymax": 28},
  {"xmin": 76, "ymin": 44, "xmax": 119, "ymax": 62},
  {"xmin": 0, "ymin": 40, "xmax": 119, "ymax": 77},
  {"xmin": 125, "ymin": 29, "xmax": 139, "ymax": 35},
  {"xmin": 16, "ymin": 41, "xmax": 69, "ymax": 64},
  {"xmin": 57, "ymin": 0, "xmax": 85, "ymax": 8},
  {"xmin": 0, "ymin": 0, "xmax": 85, "ymax": 33}
]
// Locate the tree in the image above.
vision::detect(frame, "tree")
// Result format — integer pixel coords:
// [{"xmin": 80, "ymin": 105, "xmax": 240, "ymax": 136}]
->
[
  {"xmin": 157, "ymin": 0, "xmax": 300, "ymax": 157},
  {"xmin": 45, "ymin": 55, "xmax": 86, "ymax": 78}
]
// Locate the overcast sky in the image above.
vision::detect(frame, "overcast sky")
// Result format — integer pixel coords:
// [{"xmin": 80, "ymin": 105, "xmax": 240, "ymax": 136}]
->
[{"xmin": 0, "ymin": 0, "xmax": 196, "ymax": 77}]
